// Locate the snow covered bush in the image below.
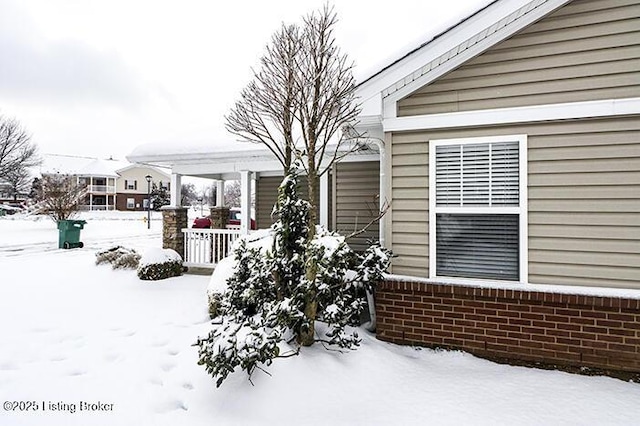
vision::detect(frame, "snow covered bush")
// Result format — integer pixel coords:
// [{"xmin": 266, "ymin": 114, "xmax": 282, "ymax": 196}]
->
[
  {"xmin": 196, "ymin": 170, "xmax": 391, "ymax": 387},
  {"xmin": 137, "ymin": 248, "xmax": 183, "ymax": 281},
  {"xmin": 95, "ymin": 246, "xmax": 141, "ymax": 270}
]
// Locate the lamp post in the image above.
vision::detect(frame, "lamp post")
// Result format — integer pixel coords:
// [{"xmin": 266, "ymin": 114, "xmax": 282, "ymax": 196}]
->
[{"xmin": 145, "ymin": 175, "xmax": 152, "ymax": 230}]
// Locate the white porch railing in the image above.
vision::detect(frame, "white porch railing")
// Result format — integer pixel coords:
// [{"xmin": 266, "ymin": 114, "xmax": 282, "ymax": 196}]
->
[
  {"xmin": 182, "ymin": 228, "xmax": 242, "ymax": 268},
  {"xmin": 87, "ymin": 185, "xmax": 116, "ymax": 193}
]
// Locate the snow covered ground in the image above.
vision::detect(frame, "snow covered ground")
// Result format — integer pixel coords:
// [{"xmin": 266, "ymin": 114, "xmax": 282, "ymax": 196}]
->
[{"xmin": 1, "ymin": 213, "xmax": 639, "ymax": 425}]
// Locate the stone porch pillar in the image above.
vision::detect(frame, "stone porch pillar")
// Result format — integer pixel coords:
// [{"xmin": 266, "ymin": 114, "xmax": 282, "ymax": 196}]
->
[
  {"xmin": 210, "ymin": 206, "xmax": 230, "ymax": 229},
  {"xmin": 161, "ymin": 206, "xmax": 188, "ymax": 259}
]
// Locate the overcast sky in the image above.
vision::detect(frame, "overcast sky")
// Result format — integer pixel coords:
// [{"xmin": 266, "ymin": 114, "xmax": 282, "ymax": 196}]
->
[{"xmin": 0, "ymin": 0, "xmax": 490, "ymax": 161}]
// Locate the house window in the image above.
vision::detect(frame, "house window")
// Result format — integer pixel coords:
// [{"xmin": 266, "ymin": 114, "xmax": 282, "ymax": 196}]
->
[
  {"xmin": 125, "ymin": 180, "xmax": 137, "ymax": 190},
  {"xmin": 429, "ymin": 135, "xmax": 527, "ymax": 282},
  {"xmin": 126, "ymin": 198, "xmax": 135, "ymax": 209},
  {"xmin": 143, "ymin": 198, "xmax": 149, "ymax": 209}
]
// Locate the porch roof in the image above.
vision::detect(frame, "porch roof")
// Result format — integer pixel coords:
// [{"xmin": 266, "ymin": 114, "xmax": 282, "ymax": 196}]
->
[{"xmin": 126, "ymin": 140, "xmax": 380, "ymax": 180}]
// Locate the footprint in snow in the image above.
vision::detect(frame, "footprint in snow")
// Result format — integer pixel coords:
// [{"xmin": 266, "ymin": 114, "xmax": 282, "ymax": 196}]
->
[
  {"xmin": 182, "ymin": 382, "xmax": 194, "ymax": 391},
  {"xmin": 49, "ymin": 355, "xmax": 68, "ymax": 362},
  {"xmin": 160, "ymin": 363, "xmax": 176, "ymax": 372},
  {"xmin": 167, "ymin": 348, "xmax": 180, "ymax": 356},
  {"xmin": 104, "ymin": 352, "xmax": 121, "ymax": 363},
  {"xmin": 153, "ymin": 399, "xmax": 188, "ymax": 413},
  {"xmin": 149, "ymin": 376, "xmax": 163, "ymax": 387},
  {"xmin": 150, "ymin": 339, "xmax": 169, "ymax": 348},
  {"xmin": 66, "ymin": 369, "xmax": 87, "ymax": 377}
]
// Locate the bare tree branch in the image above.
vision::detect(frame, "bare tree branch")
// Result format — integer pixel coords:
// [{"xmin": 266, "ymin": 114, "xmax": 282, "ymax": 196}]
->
[
  {"xmin": 225, "ymin": 23, "xmax": 300, "ymax": 174},
  {"xmin": 0, "ymin": 115, "xmax": 40, "ymax": 180},
  {"xmin": 37, "ymin": 174, "xmax": 86, "ymax": 222},
  {"xmin": 345, "ymin": 200, "xmax": 390, "ymax": 241}
]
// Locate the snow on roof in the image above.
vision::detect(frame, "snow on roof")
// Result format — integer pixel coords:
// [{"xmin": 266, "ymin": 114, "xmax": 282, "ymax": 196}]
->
[
  {"xmin": 76, "ymin": 158, "xmax": 128, "ymax": 178},
  {"xmin": 40, "ymin": 154, "xmax": 95, "ymax": 175},
  {"xmin": 128, "ymin": 139, "xmax": 266, "ymax": 160},
  {"xmin": 40, "ymin": 154, "xmax": 137, "ymax": 178},
  {"xmin": 356, "ymin": 0, "xmax": 497, "ymax": 86}
]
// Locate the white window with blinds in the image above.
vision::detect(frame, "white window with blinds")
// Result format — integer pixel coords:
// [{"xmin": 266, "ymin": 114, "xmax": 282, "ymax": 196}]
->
[{"xmin": 429, "ymin": 135, "xmax": 527, "ymax": 282}]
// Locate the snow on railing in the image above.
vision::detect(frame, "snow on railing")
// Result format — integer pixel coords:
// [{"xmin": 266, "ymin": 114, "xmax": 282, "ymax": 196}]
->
[{"xmin": 182, "ymin": 228, "xmax": 242, "ymax": 268}]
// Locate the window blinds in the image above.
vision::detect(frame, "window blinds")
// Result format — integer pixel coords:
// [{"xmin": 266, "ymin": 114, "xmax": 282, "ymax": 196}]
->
[
  {"xmin": 435, "ymin": 141, "xmax": 519, "ymax": 207},
  {"xmin": 436, "ymin": 213, "xmax": 519, "ymax": 280}
]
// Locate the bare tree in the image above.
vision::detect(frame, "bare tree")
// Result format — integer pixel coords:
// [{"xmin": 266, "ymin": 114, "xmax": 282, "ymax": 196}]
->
[
  {"xmin": 225, "ymin": 5, "xmax": 366, "ymax": 346},
  {"xmin": 294, "ymin": 5, "xmax": 361, "ymax": 233},
  {"xmin": 0, "ymin": 115, "xmax": 40, "ymax": 180},
  {"xmin": 226, "ymin": 24, "xmax": 300, "ymax": 174},
  {"xmin": 38, "ymin": 174, "xmax": 86, "ymax": 222},
  {"xmin": 180, "ymin": 183, "xmax": 199, "ymax": 206},
  {"xmin": 224, "ymin": 180, "xmax": 241, "ymax": 207},
  {"xmin": 4, "ymin": 167, "xmax": 31, "ymax": 201}
]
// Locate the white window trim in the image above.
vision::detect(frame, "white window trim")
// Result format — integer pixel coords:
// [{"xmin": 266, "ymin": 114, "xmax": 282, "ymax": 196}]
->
[{"xmin": 428, "ymin": 134, "xmax": 528, "ymax": 283}]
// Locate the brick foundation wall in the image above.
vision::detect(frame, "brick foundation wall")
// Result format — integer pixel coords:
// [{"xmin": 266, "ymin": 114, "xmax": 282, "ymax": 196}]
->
[{"xmin": 376, "ymin": 279, "xmax": 640, "ymax": 373}]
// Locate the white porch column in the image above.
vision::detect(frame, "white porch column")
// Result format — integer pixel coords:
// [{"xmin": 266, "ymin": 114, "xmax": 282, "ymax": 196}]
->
[
  {"xmin": 319, "ymin": 172, "xmax": 329, "ymax": 228},
  {"xmin": 170, "ymin": 173, "xmax": 182, "ymax": 207},
  {"xmin": 216, "ymin": 180, "xmax": 224, "ymax": 207},
  {"xmin": 240, "ymin": 171, "xmax": 251, "ymax": 235}
]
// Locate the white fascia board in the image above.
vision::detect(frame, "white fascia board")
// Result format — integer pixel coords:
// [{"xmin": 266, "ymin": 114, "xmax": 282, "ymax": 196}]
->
[
  {"xmin": 356, "ymin": 0, "xmax": 528, "ymax": 101},
  {"xmin": 127, "ymin": 147, "xmax": 276, "ymax": 167},
  {"xmin": 382, "ymin": 0, "xmax": 571, "ymax": 119},
  {"xmin": 384, "ymin": 98, "xmax": 640, "ymax": 132},
  {"xmin": 172, "ymin": 159, "xmax": 283, "ymax": 178},
  {"xmin": 355, "ymin": 0, "xmax": 535, "ymax": 118}
]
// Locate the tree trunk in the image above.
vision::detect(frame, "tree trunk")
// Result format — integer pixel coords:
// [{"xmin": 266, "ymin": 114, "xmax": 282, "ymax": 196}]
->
[{"xmin": 299, "ymin": 156, "xmax": 320, "ymax": 346}]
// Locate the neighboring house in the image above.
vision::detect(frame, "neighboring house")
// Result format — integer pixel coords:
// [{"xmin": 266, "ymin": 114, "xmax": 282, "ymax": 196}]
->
[
  {"xmin": 40, "ymin": 154, "xmax": 170, "ymax": 211},
  {"xmin": 115, "ymin": 164, "xmax": 170, "ymax": 211}
]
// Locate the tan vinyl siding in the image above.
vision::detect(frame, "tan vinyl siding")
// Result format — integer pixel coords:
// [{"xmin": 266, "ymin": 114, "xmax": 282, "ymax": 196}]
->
[
  {"xmin": 390, "ymin": 132, "xmax": 429, "ymax": 277},
  {"xmin": 255, "ymin": 173, "xmax": 332, "ymax": 230},
  {"xmin": 398, "ymin": 0, "xmax": 640, "ymax": 116},
  {"xmin": 255, "ymin": 176, "xmax": 280, "ymax": 229},
  {"xmin": 255, "ymin": 176, "xmax": 311, "ymax": 229},
  {"xmin": 334, "ymin": 161, "xmax": 380, "ymax": 252},
  {"xmin": 388, "ymin": 116, "xmax": 640, "ymax": 289}
]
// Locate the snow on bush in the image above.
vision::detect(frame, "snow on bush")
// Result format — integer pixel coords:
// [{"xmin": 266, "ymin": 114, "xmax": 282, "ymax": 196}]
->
[
  {"xmin": 95, "ymin": 245, "xmax": 141, "ymax": 269},
  {"xmin": 196, "ymin": 170, "xmax": 391, "ymax": 387},
  {"xmin": 137, "ymin": 248, "xmax": 183, "ymax": 281},
  {"xmin": 206, "ymin": 230, "xmax": 272, "ymax": 318}
]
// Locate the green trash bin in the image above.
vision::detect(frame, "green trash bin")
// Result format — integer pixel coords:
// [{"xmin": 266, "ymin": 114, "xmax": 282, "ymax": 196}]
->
[{"xmin": 57, "ymin": 219, "xmax": 87, "ymax": 249}]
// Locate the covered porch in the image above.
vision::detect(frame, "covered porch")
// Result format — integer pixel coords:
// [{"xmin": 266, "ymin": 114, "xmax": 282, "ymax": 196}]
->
[{"xmin": 127, "ymin": 142, "xmax": 384, "ymax": 269}]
